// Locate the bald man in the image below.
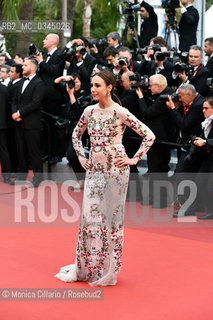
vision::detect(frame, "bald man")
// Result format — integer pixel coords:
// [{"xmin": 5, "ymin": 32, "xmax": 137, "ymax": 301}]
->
[{"xmin": 34, "ymin": 33, "xmax": 65, "ymax": 163}]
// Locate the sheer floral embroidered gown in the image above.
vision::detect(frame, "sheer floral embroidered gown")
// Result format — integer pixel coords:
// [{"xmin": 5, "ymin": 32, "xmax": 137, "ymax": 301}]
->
[{"xmin": 55, "ymin": 103, "xmax": 155, "ymax": 286}]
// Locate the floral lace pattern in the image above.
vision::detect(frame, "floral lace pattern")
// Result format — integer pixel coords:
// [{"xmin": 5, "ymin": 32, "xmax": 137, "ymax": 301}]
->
[{"xmin": 69, "ymin": 103, "xmax": 155, "ymax": 286}]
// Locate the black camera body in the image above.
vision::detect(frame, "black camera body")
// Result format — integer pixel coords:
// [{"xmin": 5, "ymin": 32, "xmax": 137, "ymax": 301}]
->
[
  {"xmin": 160, "ymin": 92, "xmax": 179, "ymax": 102},
  {"xmin": 184, "ymin": 136, "xmax": 198, "ymax": 162},
  {"xmin": 123, "ymin": 0, "xmax": 141, "ymax": 14},
  {"xmin": 173, "ymin": 63, "xmax": 188, "ymax": 73},
  {"xmin": 29, "ymin": 43, "xmax": 40, "ymax": 56},
  {"xmin": 61, "ymin": 44, "xmax": 86, "ymax": 62},
  {"xmin": 136, "ymin": 44, "xmax": 162, "ymax": 56},
  {"xmin": 118, "ymin": 56, "xmax": 128, "ymax": 66},
  {"xmin": 77, "ymin": 95, "xmax": 94, "ymax": 108},
  {"xmin": 162, "ymin": 0, "xmax": 179, "ymax": 9},
  {"xmin": 88, "ymin": 38, "xmax": 108, "ymax": 53},
  {"xmin": 66, "ymin": 79, "xmax": 75, "ymax": 89},
  {"xmin": 155, "ymin": 51, "xmax": 172, "ymax": 61},
  {"xmin": 130, "ymin": 73, "xmax": 150, "ymax": 89}
]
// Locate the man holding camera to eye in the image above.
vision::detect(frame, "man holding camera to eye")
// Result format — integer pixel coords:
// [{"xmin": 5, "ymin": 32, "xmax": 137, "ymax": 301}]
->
[
  {"xmin": 33, "ymin": 33, "xmax": 65, "ymax": 163},
  {"xmin": 166, "ymin": 84, "xmax": 205, "ymax": 217},
  {"xmin": 65, "ymin": 37, "xmax": 96, "ymax": 95},
  {"xmin": 138, "ymin": 44, "xmax": 174, "ymax": 86},
  {"xmin": 136, "ymin": 74, "xmax": 175, "ymax": 207},
  {"xmin": 179, "ymin": 0, "xmax": 199, "ymax": 52},
  {"xmin": 117, "ymin": 71, "xmax": 143, "ymax": 201},
  {"xmin": 172, "ymin": 45, "xmax": 209, "ymax": 97},
  {"xmin": 118, "ymin": 46, "xmax": 140, "ymax": 73}
]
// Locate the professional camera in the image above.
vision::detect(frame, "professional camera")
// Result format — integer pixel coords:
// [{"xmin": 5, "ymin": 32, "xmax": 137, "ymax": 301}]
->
[
  {"xmin": 77, "ymin": 95, "xmax": 94, "ymax": 108},
  {"xmin": 155, "ymin": 51, "xmax": 173, "ymax": 61},
  {"xmin": 118, "ymin": 56, "xmax": 128, "ymax": 66},
  {"xmin": 160, "ymin": 92, "xmax": 179, "ymax": 102},
  {"xmin": 136, "ymin": 44, "xmax": 162, "ymax": 56},
  {"xmin": 162, "ymin": 0, "xmax": 179, "ymax": 9},
  {"xmin": 206, "ymin": 78, "xmax": 213, "ymax": 87},
  {"xmin": 88, "ymin": 38, "xmax": 108, "ymax": 55},
  {"xmin": 66, "ymin": 78, "xmax": 75, "ymax": 89},
  {"xmin": 29, "ymin": 43, "xmax": 40, "ymax": 56},
  {"xmin": 184, "ymin": 136, "xmax": 198, "ymax": 162},
  {"xmin": 129, "ymin": 73, "xmax": 150, "ymax": 89},
  {"xmin": 173, "ymin": 63, "xmax": 188, "ymax": 73},
  {"xmin": 123, "ymin": 0, "xmax": 141, "ymax": 14},
  {"xmin": 179, "ymin": 51, "xmax": 189, "ymax": 64},
  {"xmin": 61, "ymin": 43, "xmax": 87, "ymax": 62}
]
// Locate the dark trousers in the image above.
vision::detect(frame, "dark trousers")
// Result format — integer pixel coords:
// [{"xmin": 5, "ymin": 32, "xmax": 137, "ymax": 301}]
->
[
  {"xmin": 0, "ymin": 129, "xmax": 11, "ymax": 177},
  {"xmin": 15, "ymin": 127, "xmax": 43, "ymax": 180},
  {"xmin": 147, "ymin": 143, "xmax": 171, "ymax": 173}
]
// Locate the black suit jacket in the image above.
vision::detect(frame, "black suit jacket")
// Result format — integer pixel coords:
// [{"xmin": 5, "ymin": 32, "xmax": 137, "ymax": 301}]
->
[
  {"xmin": 139, "ymin": 59, "xmax": 174, "ymax": 86},
  {"xmin": 179, "ymin": 6, "xmax": 199, "ymax": 52},
  {"xmin": 171, "ymin": 64, "xmax": 209, "ymax": 97},
  {"xmin": 11, "ymin": 75, "xmax": 45, "ymax": 130},
  {"xmin": 0, "ymin": 83, "xmax": 8, "ymax": 130},
  {"xmin": 188, "ymin": 64, "xmax": 209, "ymax": 97},
  {"xmin": 67, "ymin": 52, "xmax": 96, "ymax": 93},
  {"xmin": 140, "ymin": 1, "xmax": 158, "ymax": 48},
  {"xmin": 39, "ymin": 48, "xmax": 65, "ymax": 101},
  {"xmin": 138, "ymin": 86, "xmax": 175, "ymax": 141},
  {"xmin": 206, "ymin": 56, "xmax": 213, "ymax": 77},
  {"xmin": 7, "ymin": 79, "xmax": 22, "ymax": 127},
  {"xmin": 170, "ymin": 94, "xmax": 205, "ymax": 144}
]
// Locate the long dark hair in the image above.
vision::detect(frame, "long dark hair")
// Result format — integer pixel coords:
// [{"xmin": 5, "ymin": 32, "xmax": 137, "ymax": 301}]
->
[{"xmin": 95, "ymin": 69, "xmax": 122, "ymax": 105}]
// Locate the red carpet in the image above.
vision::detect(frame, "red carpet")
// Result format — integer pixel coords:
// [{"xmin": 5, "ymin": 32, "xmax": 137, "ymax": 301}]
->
[{"xmin": 0, "ymin": 182, "xmax": 213, "ymax": 320}]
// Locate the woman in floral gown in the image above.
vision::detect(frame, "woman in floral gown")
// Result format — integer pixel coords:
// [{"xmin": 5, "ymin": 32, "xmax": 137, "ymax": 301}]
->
[{"xmin": 55, "ymin": 70, "xmax": 155, "ymax": 286}]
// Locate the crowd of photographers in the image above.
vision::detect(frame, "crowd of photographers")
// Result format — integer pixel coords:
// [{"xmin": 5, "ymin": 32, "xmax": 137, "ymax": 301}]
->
[{"xmin": 0, "ymin": 0, "xmax": 213, "ymax": 218}]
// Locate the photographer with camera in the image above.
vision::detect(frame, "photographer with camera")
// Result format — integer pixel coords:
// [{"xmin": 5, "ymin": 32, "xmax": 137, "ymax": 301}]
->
[
  {"xmin": 136, "ymin": 74, "xmax": 175, "ymax": 207},
  {"xmin": 116, "ymin": 71, "xmax": 143, "ymax": 201},
  {"xmin": 166, "ymin": 84, "xmax": 205, "ymax": 216},
  {"xmin": 64, "ymin": 38, "xmax": 96, "ymax": 95},
  {"xmin": 138, "ymin": 44, "xmax": 174, "ymax": 86},
  {"xmin": 179, "ymin": 0, "xmax": 199, "ymax": 52},
  {"xmin": 33, "ymin": 33, "xmax": 65, "ymax": 164},
  {"xmin": 167, "ymin": 95, "xmax": 213, "ymax": 218},
  {"xmin": 118, "ymin": 46, "xmax": 140, "ymax": 73},
  {"xmin": 102, "ymin": 46, "xmax": 119, "ymax": 72},
  {"xmin": 172, "ymin": 45, "xmax": 209, "ymax": 96},
  {"xmin": 55, "ymin": 73, "xmax": 89, "ymax": 190}
]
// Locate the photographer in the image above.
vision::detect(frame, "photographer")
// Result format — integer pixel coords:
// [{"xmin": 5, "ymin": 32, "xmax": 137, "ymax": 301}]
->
[
  {"xmin": 33, "ymin": 33, "xmax": 65, "ymax": 163},
  {"xmin": 138, "ymin": 1, "xmax": 158, "ymax": 48},
  {"xmin": 168, "ymin": 96, "xmax": 213, "ymax": 218},
  {"xmin": 55, "ymin": 73, "xmax": 89, "ymax": 190},
  {"xmin": 136, "ymin": 74, "xmax": 175, "ymax": 207},
  {"xmin": 179, "ymin": 0, "xmax": 199, "ymax": 52},
  {"xmin": 65, "ymin": 38, "xmax": 96, "ymax": 95},
  {"xmin": 138, "ymin": 45, "xmax": 174, "ymax": 85},
  {"xmin": 102, "ymin": 46, "xmax": 119, "ymax": 71},
  {"xmin": 118, "ymin": 71, "xmax": 143, "ymax": 201},
  {"xmin": 118, "ymin": 46, "xmax": 140, "ymax": 73},
  {"xmin": 172, "ymin": 45, "xmax": 209, "ymax": 96},
  {"xmin": 166, "ymin": 84, "xmax": 205, "ymax": 216}
]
